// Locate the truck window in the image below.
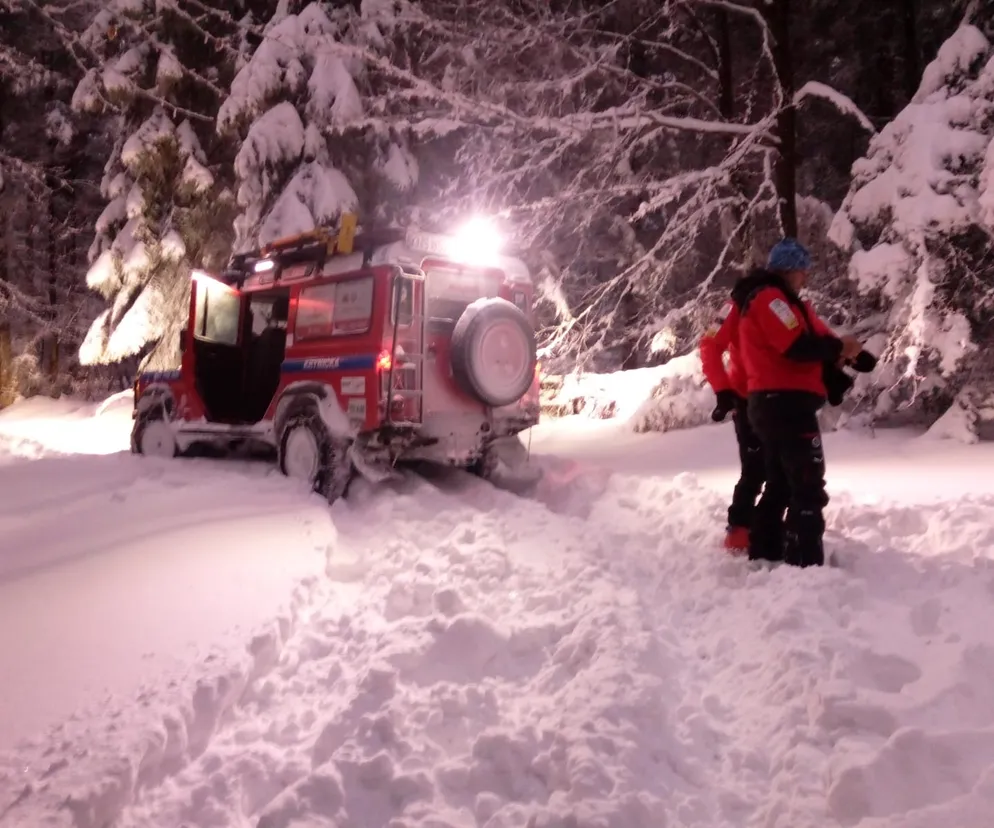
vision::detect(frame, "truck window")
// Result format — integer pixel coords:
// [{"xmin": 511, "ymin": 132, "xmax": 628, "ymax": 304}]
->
[
  {"xmin": 296, "ymin": 276, "xmax": 374, "ymax": 340},
  {"xmin": 392, "ymin": 276, "xmax": 414, "ymax": 326},
  {"xmin": 425, "ymin": 266, "xmax": 500, "ymax": 325},
  {"xmin": 194, "ymin": 277, "xmax": 241, "ymax": 346}
]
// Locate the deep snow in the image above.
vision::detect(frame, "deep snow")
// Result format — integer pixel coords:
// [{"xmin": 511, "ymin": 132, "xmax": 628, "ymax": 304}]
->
[{"xmin": 2, "ymin": 397, "xmax": 994, "ymax": 827}]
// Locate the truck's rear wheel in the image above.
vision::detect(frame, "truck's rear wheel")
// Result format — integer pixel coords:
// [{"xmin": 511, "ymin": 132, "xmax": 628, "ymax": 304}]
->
[{"xmin": 278, "ymin": 399, "xmax": 352, "ymax": 504}]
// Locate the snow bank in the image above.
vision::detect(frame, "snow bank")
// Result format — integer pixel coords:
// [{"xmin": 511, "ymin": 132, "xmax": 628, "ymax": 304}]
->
[
  {"xmin": 541, "ymin": 353, "xmax": 711, "ymax": 433},
  {"xmin": 631, "ymin": 353, "xmax": 713, "ymax": 433},
  {"xmin": 0, "ymin": 393, "xmax": 133, "ymax": 460},
  {"xmin": 541, "ymin": 364, "xmax": 668, "ymax": 421}
]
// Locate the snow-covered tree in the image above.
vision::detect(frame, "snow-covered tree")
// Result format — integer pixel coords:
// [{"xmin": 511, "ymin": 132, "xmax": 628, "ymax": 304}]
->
[
  {"xmin": 830, "ymin": 8, "xmax": 994, "ymax": 437},
  {"xmin": 72, "ymin": 0, "xmax": 241, "ymax": 369},
  {"xmin": 218, "ymin": 1, "xmax": 418, "ymax": 251},
  {"xmin": 0, "ymin": 0, "xmax": 106, "ymax": 403}
]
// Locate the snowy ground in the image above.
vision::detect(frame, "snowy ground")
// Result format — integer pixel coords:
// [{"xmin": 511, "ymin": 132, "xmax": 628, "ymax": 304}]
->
[{"xmin": 3, "ymin": 397, "xmax": 994, "ymax": 828}]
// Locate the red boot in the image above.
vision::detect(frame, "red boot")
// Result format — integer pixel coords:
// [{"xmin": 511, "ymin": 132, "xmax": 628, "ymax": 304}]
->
[{"xmin": 723, "ymin": 526, "xmax": 749, "ymax": 555}]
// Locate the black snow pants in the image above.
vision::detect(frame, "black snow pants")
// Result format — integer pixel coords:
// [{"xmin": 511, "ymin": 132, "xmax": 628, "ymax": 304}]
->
[
  {"xmin": 747, "ymin": 391, "xmax": 829, "ymax": 567},
  {"xmin": 727, "ymin": 397, "xmax": 765, "ymax": 529}
]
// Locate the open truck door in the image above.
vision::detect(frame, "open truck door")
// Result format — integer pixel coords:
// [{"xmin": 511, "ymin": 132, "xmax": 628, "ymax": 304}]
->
[{"xmin": 188, "ymin": 269, "xmax": 245, "ymax": 423}]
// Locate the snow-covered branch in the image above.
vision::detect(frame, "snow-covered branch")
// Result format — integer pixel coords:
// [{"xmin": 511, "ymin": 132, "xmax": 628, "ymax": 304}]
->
[
  {"xmin": 13, "ymin": 0, "xmax": 220, "ymax": 123},
  {"xmin": 0, "ymin": 149, "xmax": 49, "ymax": 190},
  {"xmin": 794, "ymin": 81, "xmax": 877, "ymax": 135},
  {"xmin": 317, "ymin": 39, "xmax": 770, "ymax": 140}
]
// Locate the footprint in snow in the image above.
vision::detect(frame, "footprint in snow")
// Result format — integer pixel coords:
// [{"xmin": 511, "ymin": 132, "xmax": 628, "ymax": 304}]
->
[{"xmin": 848, "ymin": 649, "xmax": 922, "ymax": 694}]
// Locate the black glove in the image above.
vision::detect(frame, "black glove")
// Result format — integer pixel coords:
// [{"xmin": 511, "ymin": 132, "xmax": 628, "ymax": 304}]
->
[
  {"xmin": 849, "ymin": 350, "xmax": 878, "ymax": 373},
  {"xmin": 711, "ymin": 389, "xmax": 740, "ymax": 422},
  {"xmin": 823, "ymin": 362, "xmax": 855, "ymax": 407}
]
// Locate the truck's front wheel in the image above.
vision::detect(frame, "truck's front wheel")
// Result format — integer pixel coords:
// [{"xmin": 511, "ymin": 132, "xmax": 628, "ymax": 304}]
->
[
  {"xmin": 132, "ymin": 405, "xmax": 177, "ymax": 458},
  {"xmin": 278, "ymin": 400, "xmax": 352, "ymax": 504}
]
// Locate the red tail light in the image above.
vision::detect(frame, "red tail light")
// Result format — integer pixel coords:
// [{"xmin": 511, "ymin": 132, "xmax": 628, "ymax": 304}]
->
[{"xmin": 377, "ymin": 350, "xmax": 392, "ymax": 371}]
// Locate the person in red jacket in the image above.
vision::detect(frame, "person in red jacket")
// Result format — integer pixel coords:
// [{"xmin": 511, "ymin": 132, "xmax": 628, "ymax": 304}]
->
[
  {"xmin": 737, "ymin": 238, "xmax": 862, "ymax": 567},
  {"xmin": 699, "ymin": 271, "xmax": 771, "ymax": 554}
]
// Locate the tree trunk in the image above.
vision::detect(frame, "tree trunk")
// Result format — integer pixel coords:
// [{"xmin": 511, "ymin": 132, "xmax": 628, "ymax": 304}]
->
[
  {"xmin": 620, "ymin": 289, "xmax": 641, "ymax": 371},
  {"xmin": 715, "ymin": 7, "xmax": 756, "ymax": 266},
  {"xmin": 716, "ymin": 8, "xmax": 734, "ymax": 121},
  {"xmin": 0, "ymin": 78, "xmax": 9, "ymax": 407},
  {"xmin": 45, "ymin": 165, "xmax": 59, "ymax": 386},
  {"xmin": 0, "ymin": 323, "xmax": 11, "ymax": 408},
  {"xmin": 764, "ymin": 0, "xmax": 799, "ymax": 238},
  {"xmin": 901, "ymin": 0, "xmax": 920, "ymax": 102},
  {"xmin": 872, "ymin": 10, "xmax": 896, "ymax": 119}
]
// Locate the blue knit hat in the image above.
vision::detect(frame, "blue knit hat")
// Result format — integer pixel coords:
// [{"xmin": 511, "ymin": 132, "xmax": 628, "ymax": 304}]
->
[{"xmin": 767, "ymin": 238, "xmax": 811, "ymax": 272}]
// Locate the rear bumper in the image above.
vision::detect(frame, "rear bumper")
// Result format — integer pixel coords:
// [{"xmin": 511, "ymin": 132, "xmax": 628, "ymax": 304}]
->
[{"xmin": 399, "ymin": 407, "xmax": 538, "ymax": 465}]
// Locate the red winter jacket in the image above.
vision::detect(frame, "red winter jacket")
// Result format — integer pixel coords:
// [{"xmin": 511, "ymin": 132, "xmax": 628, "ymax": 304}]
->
[
  {"xmin": 738, "ymin": 281, "xmax": 842, "ymax": 397},
  {"xmin": 700, "ymin": 271, "xmax": 776, "ymax": 398},
  {"xmin": 700, "ymin": 298, "xmax": 748, "ymax": 398}
]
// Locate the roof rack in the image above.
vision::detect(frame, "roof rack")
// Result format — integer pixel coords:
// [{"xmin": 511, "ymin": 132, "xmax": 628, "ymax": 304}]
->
[
  {"xmin": 261, "ymin": 211, "xmax": 357, "ymax": 257},
  {"xmin": 223, "ymin": 213, "xmax": 411, "ymax": 284}
]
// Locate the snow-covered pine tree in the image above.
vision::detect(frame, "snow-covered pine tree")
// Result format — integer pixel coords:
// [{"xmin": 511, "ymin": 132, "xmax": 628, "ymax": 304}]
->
[
  {"xmin": 73, "ymin": 0, "xmax": 242, "ymax": 371},
  {"xmin": 829, "ymin": 7, "xmax": 994, "ymax": 439},
  {"xmin": 218, "ymin": 1, "xmax": 418, "ymax": 252}
]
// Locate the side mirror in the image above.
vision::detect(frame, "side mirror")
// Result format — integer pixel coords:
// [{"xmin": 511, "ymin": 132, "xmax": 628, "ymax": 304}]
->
[{"xmin": 178, "ymin": 330, "xmax": 187, "ymax": 353}]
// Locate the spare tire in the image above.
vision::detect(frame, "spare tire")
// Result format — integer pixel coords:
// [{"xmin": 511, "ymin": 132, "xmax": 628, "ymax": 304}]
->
[{"xmin": 450, "ymin": 297, "xmax": 537, "ymax": 408}]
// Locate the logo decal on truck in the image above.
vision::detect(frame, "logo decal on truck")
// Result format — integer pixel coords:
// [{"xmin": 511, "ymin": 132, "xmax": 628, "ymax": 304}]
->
[
  {"xmin": 347, "ymin": 398, "xmax": 366, "ymax": 418},
  {"xmin": 282, "ymin": 355, "xmax": 376, "ymax": 372},
  {"xmin": 139, "ymin": 370, "xmax": 182, "ymax": 383}
]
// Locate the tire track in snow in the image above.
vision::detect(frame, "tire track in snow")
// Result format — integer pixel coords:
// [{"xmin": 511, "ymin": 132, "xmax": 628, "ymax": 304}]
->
[
  {"xmin": 6, "ymin": 466, "xmax": 693, "ymax": 828},
  {"xmin": 0, "ymin": 578, "xmax": 322, "ymax": 828},
  {"xmin": 9, "ymin": 458, "xmax": 994, "ymax": 827}
]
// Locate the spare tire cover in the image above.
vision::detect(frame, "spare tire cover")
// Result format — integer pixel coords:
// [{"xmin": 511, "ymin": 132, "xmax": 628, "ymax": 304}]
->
[{"xmin": 450, "ymin": 297, "xmax": 538, "ymax": 408}]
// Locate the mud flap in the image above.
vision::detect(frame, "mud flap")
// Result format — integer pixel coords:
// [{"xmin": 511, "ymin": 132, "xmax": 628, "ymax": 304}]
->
[
  {"xmin": 347, "ymin": 444, "xmax": 402, "ymax": 484},
  {"xmin": 481, "ymin": 435, "xmax": 544, "ymax": 494}
]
